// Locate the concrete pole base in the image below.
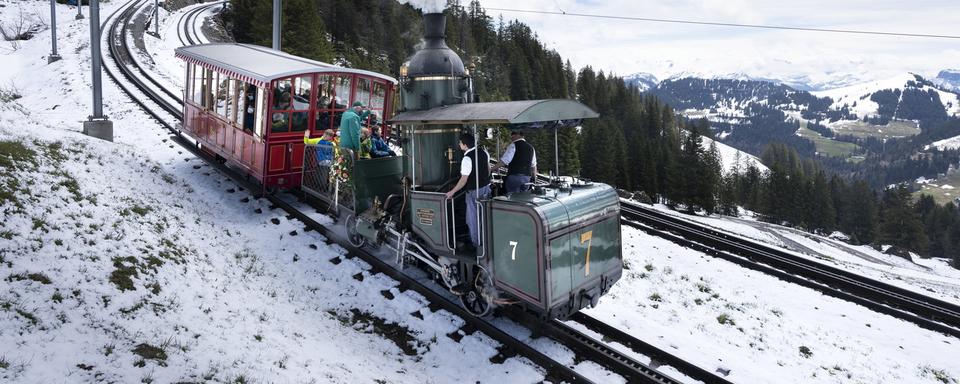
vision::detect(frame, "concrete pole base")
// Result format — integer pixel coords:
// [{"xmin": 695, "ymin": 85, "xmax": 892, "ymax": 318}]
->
[
  {"xmin": 83, "ymin": 119, "xmax": 114, "ymax": 142},
  {"xmin": 48, "ymin": 54, "xmax": 62, "ymax": 64}
]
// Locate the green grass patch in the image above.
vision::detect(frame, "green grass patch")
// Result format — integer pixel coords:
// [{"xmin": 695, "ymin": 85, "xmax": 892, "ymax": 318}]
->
[
  {"xmin": 0, "ymin": 140, "xmax": 38, "ymax": 168},
  {"xmin": 0, "ymin": 356, "xmax": 9, "ymax": 369},
  {"xmin": 121, "ymin": 204, "xmax": 153, "ymax": 217},
  {"xmin": 39, "ymin": 141, "xmax": 72, "ymax": 163},
  {"xmin": 7, "ymin": 272, "xmax": 52, "ymax": 284},
  {"xmin": 717, "ymin": 313, "xmax": 736, "ymax": 326},
  {"xmin": 920, "ymin": 366, "xmax": 957, "ymax": 384},
  {"xmin": 0, "ymin": 140, "xmax": 38, "ymax": 209},
  {"xmin": 132, "ymin": 343, "xmax": 167, "ymax": 362},
  {"xmin": 16, "ymin": 309, "xmax": 37, "ymax": 325},
  {"xmin": 696, "ymin": 282, "xmax": 712, "ymax": 294},
  {"xmin": 796, "ymin": 127, "xmax": 861, "ymax": 158},
  {"xmin": 915, "ymin": 171, "xmax": 960, "ymax": 205},
  {"xmin": 110, "ymin": 257, "xmax": 139, "ymax": 292},
  {"xmin": 831, "ymin": 119, "xmax": 920, "ymax": 139},
  {"xmin": 51, "ymin": 171, "xmax": 83, "ymax": 202}
]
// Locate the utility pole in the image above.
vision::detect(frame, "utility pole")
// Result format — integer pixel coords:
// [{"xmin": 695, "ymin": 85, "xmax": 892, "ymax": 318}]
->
[
  {"xmin": 48, "ymin": 0, "xmax": 61, "ymax": 63},
  {"xmin": 83, "ymin": 0, "xmax": 113, "ymax": 141},
  {"xmin": 75, "ymin": 0, "xmax": 84, "ymax": 20},
  {"xmin": 272, "ymin": 0, "xmax": 281, "ymax": 50}
]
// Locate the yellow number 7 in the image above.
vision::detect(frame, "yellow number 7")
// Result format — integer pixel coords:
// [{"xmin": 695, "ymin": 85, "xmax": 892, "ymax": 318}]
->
[{"xmin": 580, "ymin": 230, "xmax": 593, "ymax": 276}]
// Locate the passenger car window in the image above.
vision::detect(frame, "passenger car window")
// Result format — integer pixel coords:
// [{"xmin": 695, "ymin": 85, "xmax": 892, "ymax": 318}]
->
[{"xmin": 291, "ymin": 75, "xmax": 312, "ymax": 132}]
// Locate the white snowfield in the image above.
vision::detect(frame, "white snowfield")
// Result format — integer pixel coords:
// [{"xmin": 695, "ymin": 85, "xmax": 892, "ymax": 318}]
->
[
  {"xmin": 646, "ymin": 204, "xmax": 960, "ymax": 308},
  {"xmin": 812, "ymin": 72, "xmax": 960, "ymax": 125},
  {"xmin": 2, "ymin": 2, "xmax": 960, "ymax": 384}
]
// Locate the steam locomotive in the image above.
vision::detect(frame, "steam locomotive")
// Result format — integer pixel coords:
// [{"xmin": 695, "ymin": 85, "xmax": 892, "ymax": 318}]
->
[{"xmin": 176, "ymin": 13, "xmax": 622, "ymax": 319}]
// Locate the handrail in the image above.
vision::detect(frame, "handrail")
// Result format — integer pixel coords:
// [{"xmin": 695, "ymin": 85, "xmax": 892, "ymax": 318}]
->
[
  {"xmin": 447, "ymin": 195, "xmax": 457, "ymax": 252},
  {"xmin": 476, "ymin": 199, "xmax": 487, "ymax": 259}
]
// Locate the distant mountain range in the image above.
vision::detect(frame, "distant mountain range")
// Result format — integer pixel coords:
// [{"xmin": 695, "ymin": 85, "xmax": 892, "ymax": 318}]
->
[
  {"xmin": 624, "ymin": 70, "xmax": 960, "ymax": 160},
  {"xmin": 933, "ymin": 69, "xmax": 960, "ymax": 91},
  {"xmin": 625, "ymin": 70, "xmax": 960, "ymax": 93}
]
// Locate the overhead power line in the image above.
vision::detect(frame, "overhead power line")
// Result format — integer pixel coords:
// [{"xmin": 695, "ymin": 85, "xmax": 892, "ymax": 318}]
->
[{"xmin": 484, "ymin": 7, "xmax": 960, "ymax": 40}]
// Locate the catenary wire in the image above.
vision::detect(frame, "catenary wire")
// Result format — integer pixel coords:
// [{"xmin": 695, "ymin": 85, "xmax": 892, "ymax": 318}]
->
[{"xmin": 484, "ymin": 7, "xmax": 960, "ymax": 40}]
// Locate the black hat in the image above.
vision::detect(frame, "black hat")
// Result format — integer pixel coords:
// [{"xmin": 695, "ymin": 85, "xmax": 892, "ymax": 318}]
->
[{"xmin": 510, "ymin": 130, "xmax": 523, "ymax": 135}]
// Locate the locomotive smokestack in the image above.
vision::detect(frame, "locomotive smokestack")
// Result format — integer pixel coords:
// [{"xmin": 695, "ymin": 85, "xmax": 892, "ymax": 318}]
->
[
  {"xmin": 423, "ymin": 13, "xmax": 446, "ymax": 43},
  {"xmin": 406, "ymin": 13, "xmax": 465, "ymax": 78}
]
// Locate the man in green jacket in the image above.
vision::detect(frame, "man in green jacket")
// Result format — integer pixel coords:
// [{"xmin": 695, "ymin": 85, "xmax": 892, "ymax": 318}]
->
[{"xmin": 338, "ymin": 101, "xmax": 369, "ymax": 156}]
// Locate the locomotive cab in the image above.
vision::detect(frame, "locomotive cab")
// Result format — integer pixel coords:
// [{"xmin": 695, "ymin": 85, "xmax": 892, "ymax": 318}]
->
[{"xmin": 389, "ymin": 99, "xmax": 621, "ymax": 319}]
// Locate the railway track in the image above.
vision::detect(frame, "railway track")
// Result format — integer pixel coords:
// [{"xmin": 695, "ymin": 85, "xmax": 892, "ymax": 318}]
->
[
  {"xmin": 177, "ymin": 1, "xmax": 220, "ymax": 46},
  {"xmin": 620, "ymin": 202, "xmax": 960, "ymax": 339},
  {"xmin": 96, "ymin": 2, "xmax": 716, "ymax": 382}
]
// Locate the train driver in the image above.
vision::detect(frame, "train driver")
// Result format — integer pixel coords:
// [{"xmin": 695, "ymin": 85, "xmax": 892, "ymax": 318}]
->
[
  {"xmin": 445, "ymin": 133, "xmax": 491, "ymax": 252},
  {"xmin": 491, "ymin": 129, "xmax": 537, "ymax": 193}
]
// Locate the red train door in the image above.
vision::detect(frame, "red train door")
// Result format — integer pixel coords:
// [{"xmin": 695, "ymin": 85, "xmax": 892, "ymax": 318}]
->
[{"xmin": 265, "ymin": 75, "xmax": 314, "ymax": 188}]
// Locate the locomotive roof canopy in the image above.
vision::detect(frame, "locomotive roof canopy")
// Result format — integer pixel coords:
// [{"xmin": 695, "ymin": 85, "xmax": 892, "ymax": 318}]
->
[
  {"xmin": 174, "ymin": 43, "xmax": 397, "ymax": 87},
  {"xmin": 389, "ymin": 99, "xmax": 599, "ymax": 126}
]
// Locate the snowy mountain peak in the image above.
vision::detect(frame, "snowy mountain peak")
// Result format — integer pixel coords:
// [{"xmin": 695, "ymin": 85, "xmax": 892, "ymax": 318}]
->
[
  {"xmin": 934, "ymin": 69, "xmax": 960, "ymax": 91},
  {"xmin": 623, "ymin": 72, "xmax": 658, "ymax": 91}
]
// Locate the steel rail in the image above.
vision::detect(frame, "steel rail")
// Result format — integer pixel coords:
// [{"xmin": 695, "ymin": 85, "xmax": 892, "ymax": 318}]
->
[
  {"xmin": 621, "ymin": 203, "xmax": 960, "ymax": 339},
  {"xmin": 115, "ymin": 0, "xmax": 183, "ymax": 106},
  {"xmin": 543, "ymin": 319, "xmax": 686, "ymax": 384},
  {"xmin": 568, "ymin": 312, "xmax": 735, "ymax": 384}
]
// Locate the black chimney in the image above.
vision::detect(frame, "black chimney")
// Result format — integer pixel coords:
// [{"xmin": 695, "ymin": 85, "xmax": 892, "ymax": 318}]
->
[{"xmin": 406, "ymin": 13, "xmax": 465, "ymax": 77}]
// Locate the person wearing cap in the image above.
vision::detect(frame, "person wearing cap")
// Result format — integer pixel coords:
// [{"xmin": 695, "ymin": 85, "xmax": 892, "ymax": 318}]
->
[
  {"xmin": 338, "ymin": 101, "xmax": 369, "ymax": 156},
  {"xmin": 492, "ymin": 130, "xmax": 537, "ymax": 193}
]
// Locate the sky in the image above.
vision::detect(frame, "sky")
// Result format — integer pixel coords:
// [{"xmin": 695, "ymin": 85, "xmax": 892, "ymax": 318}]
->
[{"xmin": 462, "ymin": 0, "xmax": 960, "ymax": 88}]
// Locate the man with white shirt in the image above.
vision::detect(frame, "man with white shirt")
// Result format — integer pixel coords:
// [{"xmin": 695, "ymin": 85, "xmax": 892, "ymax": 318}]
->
[
  {"xmin": 445, "ymin": 133, "xmax": 491, "ymax": 251},
  {"xmin": 492, "ymin": 130, "xmax": 537, "ymax": 193}
]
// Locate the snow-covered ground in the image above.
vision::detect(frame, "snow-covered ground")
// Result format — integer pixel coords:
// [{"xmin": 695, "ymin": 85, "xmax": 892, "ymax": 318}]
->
[
  {"xmin": 930, "ymin": 135, "xmax": 960, "ymax": 151},
  {"xmin": 812, "ymin": 72, "xmax": 960, "ymax": 121},
  {"xmin": 586, "ymin": 227, "xmax": 960, "ymax": 384},
  {"xmin": 701, "ymin": 136, "xmax": 768, "ymax": 175},
  {"xmin": 0, "ymin": 2, "xmax": 547, "ymax": 382},
  {"xmin": 4, "ymin": 1, "xmax": 960, "ymax": 383},
  {"xmin": 645, "ymin": 203, "xmax": 960, "ymax": 307}
]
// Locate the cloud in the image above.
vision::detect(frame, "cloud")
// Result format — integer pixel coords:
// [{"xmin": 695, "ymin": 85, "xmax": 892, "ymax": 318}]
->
[
  {"xmin": 398, "ymin": 0, "xmax": 445, "ymax": 13},
  {"xmin": 477, "ymin": 0, "xmax": 960, "ymax": 85}
]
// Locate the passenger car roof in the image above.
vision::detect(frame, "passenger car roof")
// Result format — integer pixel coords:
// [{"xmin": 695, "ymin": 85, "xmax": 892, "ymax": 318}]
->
[
  {"xmin": 389, "ymin": 99, "xmax": 599, "ymax": 126},
  {"xmin": 175, "ymin": 43, "xmax": 397, "ymax": 88}
]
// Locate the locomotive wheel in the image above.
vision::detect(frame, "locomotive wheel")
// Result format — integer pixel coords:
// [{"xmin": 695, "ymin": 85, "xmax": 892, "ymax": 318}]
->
[
  {"xmin": 460, "ymin": 289, "xmax": 491, "ymax": 317},
  {"xmin": 345, "ymin": 214, "xmax": 366, "ymax": 248},
  {"xmin": 459, "ymin": 269, "xmax": 494, "ymax": 317}
]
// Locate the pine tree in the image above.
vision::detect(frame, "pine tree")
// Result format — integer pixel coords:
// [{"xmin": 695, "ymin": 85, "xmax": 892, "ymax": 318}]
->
[
  {"xmin": 846, "ymin": 180, "xmax": 878, "ymax": 244},
  {"xmin": 808, "ymin": 171, "xmax": 836, "ymax": 233},
  {"xmin": 878, "ymin": 185, "xmax": 929, "ymax": 253}
]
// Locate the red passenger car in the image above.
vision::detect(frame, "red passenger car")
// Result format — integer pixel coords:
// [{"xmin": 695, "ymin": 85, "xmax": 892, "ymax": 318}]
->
[{"xmin": 174, "ymin": 44, "xmax": 397, "ymax": 189}]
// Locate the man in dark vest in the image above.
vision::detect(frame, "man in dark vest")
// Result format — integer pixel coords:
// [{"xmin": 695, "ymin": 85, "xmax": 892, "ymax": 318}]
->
[
  {"xmin": 445, "ymin": 133, "xmax": 491, "ymax": 250},
  {"xmin": 492, "ymin": 129, "xmax": 537, "ymax": 193}
]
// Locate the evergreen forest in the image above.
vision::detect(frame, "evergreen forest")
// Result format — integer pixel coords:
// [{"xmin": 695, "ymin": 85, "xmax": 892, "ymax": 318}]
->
[{"xmin": 221, "ymin": 0, "xmax": 960, "ymax": 268}]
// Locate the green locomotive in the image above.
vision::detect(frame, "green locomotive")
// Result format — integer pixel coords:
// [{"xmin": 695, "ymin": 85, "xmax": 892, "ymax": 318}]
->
[{"xmin": 302, "ymin": 13, "xmax": 622, "ymax": 319}]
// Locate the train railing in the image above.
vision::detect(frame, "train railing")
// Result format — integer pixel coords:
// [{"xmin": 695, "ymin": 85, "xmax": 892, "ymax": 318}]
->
[{"xmin": 302, "ymin": 143, "xmax": 355, "ymax": 212}]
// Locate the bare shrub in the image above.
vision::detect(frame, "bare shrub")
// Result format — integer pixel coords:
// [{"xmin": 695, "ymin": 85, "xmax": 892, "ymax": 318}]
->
[{"xmin": 0, "ymin": 7, "xmax": 46, "ymax": 52}]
